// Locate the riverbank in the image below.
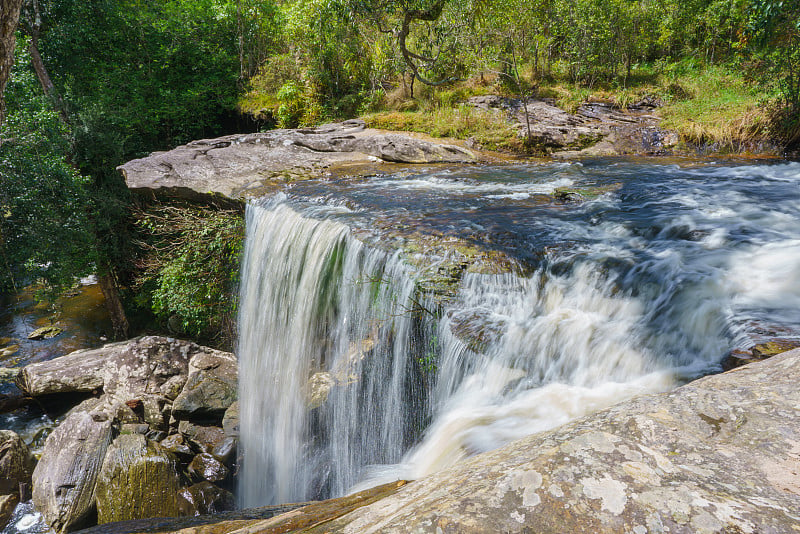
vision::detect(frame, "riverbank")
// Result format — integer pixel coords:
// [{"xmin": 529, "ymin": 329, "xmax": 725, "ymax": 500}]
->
[{"xmin": 359, "ymin": 71, "xmax": 789, "ymax": 158}]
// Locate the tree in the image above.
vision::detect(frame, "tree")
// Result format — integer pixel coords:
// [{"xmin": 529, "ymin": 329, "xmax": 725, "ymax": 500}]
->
[
  {"xmin": 0, "ymin": 0, "xmax": 23, "ymax": 126},
  {"xmin": 0, "ymin": 44, "xmax": 95, "ymax": 294},
  {"xmin": 746, "ymin": 0, "xmax": 800, "ymax": 110},
  {"xmin": 743, "ymin": 0, "xmax": 800, "ymax": 145},
  {"xmin": 348, "ymin": 0, "xmax": 472, "ymax": 93}
]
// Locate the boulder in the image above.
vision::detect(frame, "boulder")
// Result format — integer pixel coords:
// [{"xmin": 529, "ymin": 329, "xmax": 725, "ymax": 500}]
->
[
  {"xmin": 178, "ymin": 421, "xmax": 226, "ymax": 454},
  {"xmin": 317, "ymin": 348, "xmax": 800, "ymax": 533},
  {"xmin": 722, "ymin": 339, "xmax": 800, "ymax": 370},
  {"xmin": 172, "ymin": 350, "xmax": 237, "ymax": 421},
  {"xmin": 188, "ymin": 453, "xmax": 228, "ymax": 483},
  {"xmin": 0, "ymin": 344, "xmax": 19, "ymax": 358},
  {"xmin": 95, "ymin": 434, "xmax": 183, "ymax": 524},
  {"xmin": 210, "ymin": 436, "xmax": 237, "ymax": 466},
  {"xmin": 466, "ymin": 95, "xmax": 678, "ymax": 157},
  {"xmin": 17, "ymin": 336, "xmax": 211, "ymax": 404},
  {"xmin": 178, "ymin": 482, "xmax": 235, "ymax": 515},
  {"xmin": 160, "ymin": 433, "xmax": 194, "ymax": 461},
  {"xmin": 27, "ymin": 325, "xmax": 63, "ymax": 340},
  {"xmin": 118, "ymin": 120, "xmax": 476, "ymax": 200},
  {"xmin": 221, "ymin": 402, "xmax": 239, "ymax": 437},
  {"xmin": 32, "ymin": 410, "xmax": 113, "ymax": 532},
  {"xmin": 0, "ymin": 431, "xmax": 34, "ymax": 528}
]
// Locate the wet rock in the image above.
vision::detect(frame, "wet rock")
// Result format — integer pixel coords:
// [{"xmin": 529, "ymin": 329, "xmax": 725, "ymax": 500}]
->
[
  {"xmin": 210, "ymin": 436, "xmax": 237, "ymax": 466},
  {"xmin": 0, "ymin": 431, "xmax": 34, "ymax": 528},
  {"xmin": 178, "ymin": 421, "xmax": 226, "ymax": 453},
  {"xmin": 188, "ymin": 453, "xmax": 228, "ymax": 483},
  {"xmin": 160, "ymin": 434, "xmax": 194, "ymax": 461},
  {"xmin": 553, "ymin": 188, "xmax": 585, "ymax": 203},
  {"xmin": 0, "ymin": 367, "xmax": 18, "ymax": 382},
  {"xmin": 178, "ymin": 482, "xmax": 235, "ymax": 515},
  {"xmin": 27, "ymin": 325, "xmax": 63, "ymax": 340},
  {"xmin": 308, "ymin": 372, "xmax": 334, "ymax": 409},
  {"xmin": 0, "ymin": 344, "xmax": 19, "ymax": 358},
  {"xmin": 73, "ymin": 502, "xmax": 307, "ymax": 534},
  {"xmin": 318, "ymin": 348, "xmax": 800, "ymax": 533},
  {"xmin": 553, "ymin": 183, "xmax": 623, "ymax": 203},
  {"xmin": 751, "ymin": 339, "xmax": 800, "ymax": 358},
  {"xmin": 162, "ymin": 481, "xmax": 408, "ymax": 534},
  {"xmin": 0, "ymin": 495, "xmax": 16, "ymax": 532},
  {"xmin": 172, "ymin": 350, "xmax": 237, "ymax": 421},
  {"xmin": 32, "ymin": 410, "xmax": 113, "ymax": 532},
  {"xmin": 721, "ymin": 338, "xmax": 800, "ymax": 370},
  {"xmin": 95, "ymin": 434, "xmax": 183, "ymax": 524},
  {"xmin": 119, "ymin": 120, "xmax": 476, "ymax": 201},
  {"xmin": 221, "ymin": 402, "xmax": 239, "ymax": 437}
]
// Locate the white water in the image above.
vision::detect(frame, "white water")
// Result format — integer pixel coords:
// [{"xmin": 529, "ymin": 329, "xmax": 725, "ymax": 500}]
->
[
  {"xmin": 238, "ymin": 161, "xmax": 800, "ymax": 507},
  {"xmin": 238, "ymin": 197, "xmax": 431, "ymax": 506}
]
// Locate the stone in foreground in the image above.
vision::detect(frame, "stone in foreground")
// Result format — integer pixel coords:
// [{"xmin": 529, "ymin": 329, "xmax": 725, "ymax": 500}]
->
[
  {"xmin": 95, "ymin": 434, "xmax": 183, "ymax": 524},
  {"xmin": 315, "ymin": 349, "xmax": 800, "ymax": 533},
  {"xmin": 32, "ymin": 411, "xmax": 113, "ymax": 532}
]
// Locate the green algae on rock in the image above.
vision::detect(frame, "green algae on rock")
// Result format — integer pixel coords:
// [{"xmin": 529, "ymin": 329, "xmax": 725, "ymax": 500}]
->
[{"xmin": 95, "ymin": 434, "xmax": 183, "ymax": 524}]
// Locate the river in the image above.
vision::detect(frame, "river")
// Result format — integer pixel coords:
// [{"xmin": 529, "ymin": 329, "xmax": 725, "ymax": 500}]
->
[{"xmin": 237, "ymin": 158, "xmax": 800, "ymax": 507}]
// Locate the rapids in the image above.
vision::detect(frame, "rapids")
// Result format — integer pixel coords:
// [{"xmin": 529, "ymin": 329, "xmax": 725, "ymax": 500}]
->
[{"xmin": 237, "ymin": 159, "xmax": 800, "ymax": 507}]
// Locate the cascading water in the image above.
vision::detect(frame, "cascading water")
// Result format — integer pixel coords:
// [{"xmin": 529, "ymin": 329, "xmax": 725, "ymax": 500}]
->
[
  {"xmin": 238, "ymin": 160, "xmax": 800, "ymax": 507},
  {"xmin": 238, "ymin": 196, "xmax": 434, "ymax": 506}
]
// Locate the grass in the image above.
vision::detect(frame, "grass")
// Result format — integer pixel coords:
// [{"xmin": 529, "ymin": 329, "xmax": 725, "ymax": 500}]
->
[
  {"xmin": 657, "ymin": 67, "xmax": 769, "ymax": 146},
  {"xmin": 363, "ymin": 102, "xmax": 522, "ymax": 152}
]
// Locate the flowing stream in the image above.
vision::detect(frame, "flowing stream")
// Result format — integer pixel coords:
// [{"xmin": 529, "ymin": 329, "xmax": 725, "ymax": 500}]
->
[{"xmin": 238, "ymin": 159, "xmax": 800, "ymax": 507}]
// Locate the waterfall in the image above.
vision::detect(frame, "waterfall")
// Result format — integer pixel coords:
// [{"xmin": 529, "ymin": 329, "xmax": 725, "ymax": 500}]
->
[
  {"xmin": 238, "ymin": 162, "xmax": 800, "ymax": 507},
  {"xmin": 237, "ymin": 198, "xmax": 678, "ymax": 506},
  {"xmin": 238, "ymin": 198, "xmax": 434, "ymax": 506}
]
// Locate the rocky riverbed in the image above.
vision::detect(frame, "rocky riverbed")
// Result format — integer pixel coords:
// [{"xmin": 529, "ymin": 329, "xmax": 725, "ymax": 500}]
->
[
  {"xmin": 3, "ymin": 345, "xmax": 787, "ymax": 534},
  {"xmin": 2, "ymin": 337, "xmax": 239, "ymax": 532}
]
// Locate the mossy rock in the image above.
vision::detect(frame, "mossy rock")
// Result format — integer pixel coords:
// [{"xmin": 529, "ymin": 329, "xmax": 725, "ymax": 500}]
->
[
  {"xmin": 553, "ymin": 182, "xmax": 622, "ymax": 203},
  {"xmin": 95, "ymin": 434, "xmax": 183, "ymax": 524},
  {"xmin": 27, "ymin": 325, "xmax": 63, "ymax": 340},
  {"xmin": 751, "ymin": 339, "xmax": 800, "ymax": 358}
]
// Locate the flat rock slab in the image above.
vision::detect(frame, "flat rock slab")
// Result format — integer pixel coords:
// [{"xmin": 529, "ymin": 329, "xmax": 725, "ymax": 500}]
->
[
  {"xmin": 312, "ymin": 348, "xmax": 800, "ymax": 533},
  {"xmin": 118, "ymin": 120, "xmax": 476, "ymax": 200}
]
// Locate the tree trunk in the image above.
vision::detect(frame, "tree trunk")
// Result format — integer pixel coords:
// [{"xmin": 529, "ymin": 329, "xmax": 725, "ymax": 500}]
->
[
  {"xmin": 0, "ymin": 0, "xmax": 23, "ymax": 128},
  {"xmin": 98, "ymin": 270, "xmax": 130, "ymax": 340},
  {"xmin": 28, "ymin": 36, "xmax": 52, "ymax": 95}
]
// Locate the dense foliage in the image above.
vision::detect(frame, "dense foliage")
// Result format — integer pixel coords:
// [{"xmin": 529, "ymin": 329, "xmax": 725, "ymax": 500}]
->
[
  {"xmin": 0, "ymin": 44, "xmax": 94, "ymax": 294},
  {"xmin": 132, "ymin": 203, "xmax": 244, "ymax": 348},
  {"xmin": 0, "ymin": 0, "xmax": 269, "ymax": 338},
  {"xmin": 239, "ymin": 0, "xmax": 797, "ymax": 144}
]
